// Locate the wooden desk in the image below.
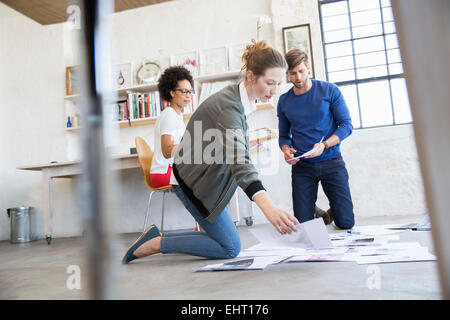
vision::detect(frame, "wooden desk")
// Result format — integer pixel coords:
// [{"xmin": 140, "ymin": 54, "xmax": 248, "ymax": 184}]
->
[{"xmin": 17, "ymin": 154, "xmax": 139, "ymax": 244}]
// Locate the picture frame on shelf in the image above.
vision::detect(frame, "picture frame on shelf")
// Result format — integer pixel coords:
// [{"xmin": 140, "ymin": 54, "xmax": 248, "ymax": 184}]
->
[
  {"xmin": 199, "ymin": 46, "xmax": 228, "ymax": 76},
  {"xmin": 228, "ymin": 42, "xmax": 250, "ymax": 72},
  {"xmin": 111, "ymin": 62, "xmax": 132, "ymax": 90},
  {"xmin": 170, "ymin": 51, "xmax": 199, "ymax": 76},
  {"xmin": 65, "ymin": 66, "xmax": 79, "ymax": 96},
  {"xmin": 282, "ymin": 24, "xmax": 315, "ymax": 78},
  {"xmin": 135, "ymin": 60, "xmax": 161, "ymax": 85}
]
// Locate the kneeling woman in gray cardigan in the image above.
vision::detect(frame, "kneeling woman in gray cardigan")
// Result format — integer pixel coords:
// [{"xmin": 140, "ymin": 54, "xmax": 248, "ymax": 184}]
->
[{"xmin": 123, "ymin": 40, "xmax": 299, "ymax": 263}]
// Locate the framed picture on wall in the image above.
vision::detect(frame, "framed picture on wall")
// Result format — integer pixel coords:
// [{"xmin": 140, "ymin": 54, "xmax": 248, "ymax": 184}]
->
[
  {"xmin": 282, "ymin": 24, "xmax": 315, "ymax": 78},
  {"xmin": 111, "ymin": 62, "xmax": 132, "ymax": 90},
  {"xmin": 199, "ymin": 47, "xmax": 228, "ymax": 76},
  {"xmin": 170, "ymin": 51, "xmax": 199, "ymax": 76},
  {"xmin": 65, "ymin": 66, "xmax": 79, "ymax": 96},
  {"xmin": 228, "ymin": 42, "xmax": 250, "ymax": 72}
]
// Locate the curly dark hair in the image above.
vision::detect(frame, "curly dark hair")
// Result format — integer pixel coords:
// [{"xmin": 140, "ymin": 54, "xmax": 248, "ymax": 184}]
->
[{"xmin": 157, "ymin": 66, "xmax": 194, "ymax": 102}]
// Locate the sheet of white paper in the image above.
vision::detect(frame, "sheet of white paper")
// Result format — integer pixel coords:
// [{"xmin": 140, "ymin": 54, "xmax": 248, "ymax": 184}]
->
[
  {"xmin": 196, "ymin": 256, "xmax": 289, "ymax": 272},
  {"xmin": 238, "ymin": 248, "xmax": 306, "ymax": 258},
  {"xmin": 249, "ymin": 227, "xmax": 306, "ymax": 248},
  {"xmin": 388, "ymin": 215, "xmax": 431, "ymax": 230},
  {"xmin": 332, "ymin": 236, "xmax": 390, "ymax": 248},
  {"xmin": 382, "ymin": 242, "xmax": 423, "ymax": 249},
  {"xmin": 356, "ymin": 245, "xmax": 434, "ymax": 264},
  {"xmin": 352, "ymin": 225, "xmax": 406, "ymax": 236},
  {"xmin": 329, "ymin": 233, "xmax": 374, "ymax": 241},
  {"xmin": 417, "ymin": 214, "xmax": 431, "ymax": 229},
  {"xmin": 287, "ymin": 146, "xmax": 320, "ymax": 162},
  {"xmin": 301, "ymin": 218, "xmax": 333, "ymax": 249},
  {"xmin": 287, "ymin": 253, "xmax": 343, "ymax": 262},
  {"xmin": 244, "ymin": 243, "xmax": 302, "ymax": 251},
  {"xmin": 357, "ymin": 252, "xmax": 436, "ymax": 264},
  {"xmin": 249, "ymin": 218, "xmax": 332, "ymax": 249},
  {"xmin": 348, "ymin": 243, "xmax": 427, "ymax": 256},
  {"xmin": 287, "ymin": 247, "xmax": 349, "ymax": 262},
  {"xmin": 305, "ymin": 247, "xmax": 349, "ymax": 254}
]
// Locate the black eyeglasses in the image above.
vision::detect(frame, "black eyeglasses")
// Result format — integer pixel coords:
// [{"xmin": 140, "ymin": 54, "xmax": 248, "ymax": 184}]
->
[{"xmin": 174, "ymin": 88, "xmax": 195, "ymax": 96}]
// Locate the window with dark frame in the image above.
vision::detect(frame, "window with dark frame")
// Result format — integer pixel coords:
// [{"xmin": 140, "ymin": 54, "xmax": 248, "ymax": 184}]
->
[{"xmin": 318, "ymin": 0, "xmax": 412, "ymax": 129}]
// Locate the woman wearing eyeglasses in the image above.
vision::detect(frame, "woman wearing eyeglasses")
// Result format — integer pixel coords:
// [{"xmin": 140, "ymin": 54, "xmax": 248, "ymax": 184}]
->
[
  {"xmin": 123, "ymin": 40, "xmax": 299, "ymax": 264},
  {"xmin": 148, "ymin": 66, "xmax": 194, "ymax": 188}
]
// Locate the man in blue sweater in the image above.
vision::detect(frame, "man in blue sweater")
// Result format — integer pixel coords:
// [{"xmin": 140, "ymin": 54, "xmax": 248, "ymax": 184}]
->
[{"xmin": 277, "ymin": 48, "xmax": 354, "ymax": 229}]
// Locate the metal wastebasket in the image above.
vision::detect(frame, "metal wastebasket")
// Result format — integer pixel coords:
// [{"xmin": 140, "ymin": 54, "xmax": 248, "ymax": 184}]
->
[{"xmin": 6, "ymin": 206, "xmax": 37, "ymax": 244}]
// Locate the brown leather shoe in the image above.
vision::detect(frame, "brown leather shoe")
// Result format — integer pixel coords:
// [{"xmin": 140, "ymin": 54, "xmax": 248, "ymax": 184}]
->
[
  {"xmin": 322, "ymin": 209, "xmax": 334, "ymax": 225},
  {"xmin": 314, "ymin": 205, "xmax": 326, "ymax": 218}
]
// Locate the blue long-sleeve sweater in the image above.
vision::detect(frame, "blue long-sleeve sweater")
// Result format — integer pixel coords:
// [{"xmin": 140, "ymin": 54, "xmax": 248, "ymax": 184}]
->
[{"xmin": 277, "ymin": 79, "xmax": 353, "ymax": 162}]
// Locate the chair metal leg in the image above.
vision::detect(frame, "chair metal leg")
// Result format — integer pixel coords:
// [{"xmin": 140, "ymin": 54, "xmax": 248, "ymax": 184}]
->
[
  {"xmin": 160, "ymin": 191, "xmax": 166, "ymax": 233},
  {"xmin": 143, "ymin": 191, "xmax": 155, "ymax": 232}
]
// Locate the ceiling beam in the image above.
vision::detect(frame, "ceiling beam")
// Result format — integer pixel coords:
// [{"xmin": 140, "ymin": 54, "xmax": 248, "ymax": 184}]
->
[{"xmin": 0, "ymin": 0, "xmax": 172, "ymax": 25}]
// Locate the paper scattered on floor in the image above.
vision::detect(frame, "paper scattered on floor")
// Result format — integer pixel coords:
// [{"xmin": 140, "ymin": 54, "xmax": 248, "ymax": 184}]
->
[
  {"xmin": 195, "ymin": 256, "xmax": 289, "ymax": 272},
  {"xmin": 287, "ymin": 247, "xmax": 350, "ymax": 262},
  {"xmin": 237, "ymin": 247, "xmax": 306, "ymax": 258},
  {"xmin": 386, "ymin": 214, "xmax": 432, "ymax": 231},
  {"xmin": 351, "ymin": 225, "xmax": 405, "ymax": 236},
  {"xmin": 249, "ymin": 218, "xmax": 332, "ymax": 249},
  {"xmin": 196, "ymin": 222, "xmax": 436, "ymax": 272},
  {"xmin": 356, "ymin": 249, "xmax": 436, "ymax": 264}
]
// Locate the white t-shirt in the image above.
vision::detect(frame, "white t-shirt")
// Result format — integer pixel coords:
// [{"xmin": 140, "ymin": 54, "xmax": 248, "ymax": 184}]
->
[{"xmin": 150, "ymin": 107, "xmax": 186, "ymax": 175}]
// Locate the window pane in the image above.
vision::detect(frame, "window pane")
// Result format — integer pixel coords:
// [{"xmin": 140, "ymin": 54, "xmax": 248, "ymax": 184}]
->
[
  {"xmin": 321, "ymin": 1, "xmax": 348, "ymax": 17},
  {"xmin": 349, "ymin": 0, "xmax": 380, "ymax": 12},
  {"xmin": 324, "ymin": 29, "xmax": 351, "ymax": 43},
  {"xmin": 328, "ymin": 70, "xmax": 355, "ymax": 83},
  {"xmin": 339, "ymin": 84, "xmax": 361, "ymax": 128},
  {"xmin": 389, "ymin": 63, "xmax": 404, "ymax": 75},
  {"xmin": 352, "ymin": 23, "xmax": 383, "ymax": 38},
  {"xmin": 351, "ymin": 9, "xmax": 382, "ymax": 27},
  {"xmin": 327, "ymin": 56, "xmax": 354, "ymax": 72},
  {"xmin": 385, "ymin": 33, "xmax": 399, "ymax": 49},
  {"xmin": 358, "ymin": 80, "xmax": 393, "ymax": 127},
  {"xmin": 382, "ymin": 7, "xmax": 394, "ymax": 21},
  {"xmin": 325, "ymin": 41, "xmax": 353, "ymax": 58},
  {"xmin": 391, "ymin": 78, "xmax": 412, "ymax": 124},
  {"xmin": 355, "ymin": 51, "xmax": 387, "ymax": 68},
  {"xmin": 381, "ymin": 0, "xmax": 392, "ymax": 7},
  {"xmin": 323, "ymin": 14, "xmax": 350, "ymax": 32},
  {"xmin": 357, "ymin": 65, "xmax": 388, "ymax": 79},
  {"xmin": 387, "ymin": 49, "xmax": 402, "ymax": 64},
  {"xmin": 354, "ymin": 36, "xmax": 385, "ymax": 54},
  {"xmin": 383, "ymin": 21, "xmax": 396, "ymax": 33}
]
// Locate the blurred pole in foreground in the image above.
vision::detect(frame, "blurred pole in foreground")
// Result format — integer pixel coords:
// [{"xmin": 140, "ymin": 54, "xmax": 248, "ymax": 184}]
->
[
  {"xmin": 78, "ymin": 0, "xmax": 116, "ymax": 299},
  {"xmin": 392, "ymin": 0, "xmax": 450, "ymax": 299}
]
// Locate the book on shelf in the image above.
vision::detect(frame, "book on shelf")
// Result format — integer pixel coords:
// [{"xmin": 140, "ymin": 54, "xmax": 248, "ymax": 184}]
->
[
  {"xmin": 150, "ymin": 92, "xmax": 156, "ymax": 117},
  {"xmin": 112, "ymin": 90, "xmax": 166, "ymax": 122},
  {"xmin": 155, "ymin": 91, "xmax": 163, "ymax": 113},
  {"xmin": 144, "ymin": 93, "xmax": 148, "ymax": 118}
]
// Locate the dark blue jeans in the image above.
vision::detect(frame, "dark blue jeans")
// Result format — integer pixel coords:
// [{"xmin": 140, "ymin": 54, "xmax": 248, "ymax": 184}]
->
[
  {"xmin": 160, "ymin": 185, "xmax": 241, "ymax": 259},
  {"xmin": 292, "ymin": 154, "xmax": 355, "ymax": 229}
]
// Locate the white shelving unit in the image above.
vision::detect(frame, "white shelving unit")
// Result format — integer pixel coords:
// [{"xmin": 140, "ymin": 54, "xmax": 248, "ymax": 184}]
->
[{"xmin": 63, "ymin": 70, "xmax": 272, "ymax": 132}]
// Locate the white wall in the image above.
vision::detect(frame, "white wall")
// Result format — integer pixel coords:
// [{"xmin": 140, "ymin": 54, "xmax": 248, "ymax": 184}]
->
[
  {"xmin": 0, "ymin": 2, "xmax": 83, "ymax": 240},
  {"xmin": 0, "ymin": 0, "xmax": 428, "ymax": 241}
]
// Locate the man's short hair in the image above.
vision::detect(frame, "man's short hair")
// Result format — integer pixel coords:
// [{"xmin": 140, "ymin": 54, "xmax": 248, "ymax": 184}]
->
[{"xmin": 285, "ymin": 48, "xmax": 309, "ymax": 70}]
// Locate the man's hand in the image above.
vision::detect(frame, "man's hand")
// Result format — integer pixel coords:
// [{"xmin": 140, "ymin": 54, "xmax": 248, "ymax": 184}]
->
[
  {"xmin": 282, "ymin": 145, "xmax": 299, "ymax": 165},
  {"xmin": 304, "ymin": 142, "xmax": 325, "ymax": 159}
]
